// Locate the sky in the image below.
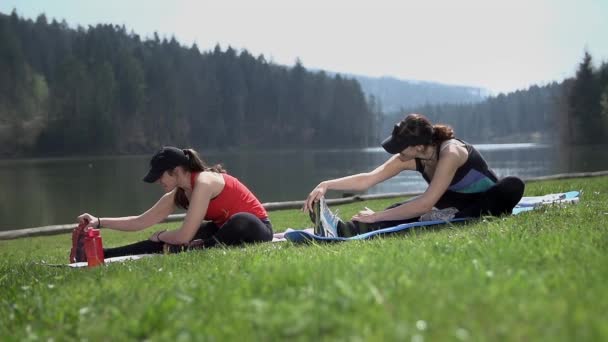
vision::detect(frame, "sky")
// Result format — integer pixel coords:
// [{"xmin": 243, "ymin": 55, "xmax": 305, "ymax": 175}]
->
[{"xmin": 2, "ymin": 0, "xmax": 607, "ymax": 94}]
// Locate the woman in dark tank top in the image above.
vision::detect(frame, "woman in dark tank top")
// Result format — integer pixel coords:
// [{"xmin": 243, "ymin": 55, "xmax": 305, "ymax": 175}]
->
[{"xmin": 303, "ymin": 113, "xmax": 525, "ymax": 237}]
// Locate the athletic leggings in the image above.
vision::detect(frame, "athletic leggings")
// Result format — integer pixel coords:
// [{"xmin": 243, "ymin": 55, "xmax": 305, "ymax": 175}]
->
[
  {"xmin": 104, "ymin": 212, "xmax": 273, "ymax": 258},
  {"xmin": 337, "ymin": 176, "xmax": 525, "ymax": 237}
]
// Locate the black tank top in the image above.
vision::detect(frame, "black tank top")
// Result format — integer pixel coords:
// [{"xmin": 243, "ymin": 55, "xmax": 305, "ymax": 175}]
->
[{"xmin": 415, "ymin": 139, "xmax": 498, "ymax": 194}]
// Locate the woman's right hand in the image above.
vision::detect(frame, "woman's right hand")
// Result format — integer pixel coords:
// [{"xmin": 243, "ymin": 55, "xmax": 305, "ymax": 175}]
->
[
  {"xmin": 77, "ymin": 213, "xmax": 99, "ymax": 230},
  {"xmin": 303, "ymin": 182, "xmax": 328, "ymax": 212}
]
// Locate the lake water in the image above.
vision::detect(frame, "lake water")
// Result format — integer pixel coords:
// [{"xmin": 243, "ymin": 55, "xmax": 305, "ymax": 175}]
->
[{"xmin": 1, "ymin": 143, "xmax": 607, "ymax": 231}]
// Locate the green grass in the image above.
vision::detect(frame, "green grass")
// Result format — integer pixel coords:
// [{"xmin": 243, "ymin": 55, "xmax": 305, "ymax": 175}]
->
[{"xmin": 1, "ymin": 177, "xmax": 607, "ymax": 341}]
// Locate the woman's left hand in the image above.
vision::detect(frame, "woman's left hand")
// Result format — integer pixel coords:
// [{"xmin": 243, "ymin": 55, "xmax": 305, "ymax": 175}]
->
[{"xmin": 352, "ymin": 207, "xmax": 377, "ymax": 223}]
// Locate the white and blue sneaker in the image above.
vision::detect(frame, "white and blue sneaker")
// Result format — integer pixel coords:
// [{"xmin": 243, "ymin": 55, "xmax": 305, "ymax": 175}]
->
[{"xmin": 319, "ymin": 197, "xmax": 341, "ymax": 238}]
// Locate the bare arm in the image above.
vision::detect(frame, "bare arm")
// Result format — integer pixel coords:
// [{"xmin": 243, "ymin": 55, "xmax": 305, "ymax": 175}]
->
[
  {"xmin": 78, "ymin": 191, "xmax": 176, "ymax": 232},
  {"xmin": 353, "ymin": 144, "xmax": 467, "ymax": 222},
  {"xmin": 303, "ymin": 155, "xmax": 416, "ymax": 212}
]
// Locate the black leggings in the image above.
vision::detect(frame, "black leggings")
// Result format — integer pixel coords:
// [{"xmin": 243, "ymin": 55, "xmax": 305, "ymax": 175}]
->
[
  {"xmin": 104, "ymin": 213, "xmax": 273, "ymax": 258},
  {"xmin": 337, "ymin": 177, "xmax": 525, "ymax": 237}
]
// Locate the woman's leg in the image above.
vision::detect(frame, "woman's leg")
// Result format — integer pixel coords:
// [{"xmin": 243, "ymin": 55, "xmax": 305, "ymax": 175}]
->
[
  {"xmin": 456, "ymin": 176, "xmax": 525, "ymax": 218},
  {"xmin": 337, "ymin": 217, "xmax": 419, "ymax": 238},
  {"xmin": 305, "ymin": 198, "xmax": 419, "ymax": 238},
  {"xmin": 104, "ymin": 221, "xmax": 219, "ymax": 258},
  {"xmin": 103, "ymin": 240, "xmax": 164, "ymax": 258},
  {"xmin": 192, "ymin": 221, "xmax": 220, "ymax": 240},
  {"xmin": 202, "ymin": 213, "xmax": 273, "ymax": 248},
  {"xmin": 336, "ymin": 198, "xmax": 420, "ymax": 238}
]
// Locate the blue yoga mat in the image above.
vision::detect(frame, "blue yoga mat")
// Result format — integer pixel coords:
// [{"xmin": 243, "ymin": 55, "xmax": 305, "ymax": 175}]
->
[{"xmin": 284, "ymin": 191, "xmax": 580, "ymax": 243}]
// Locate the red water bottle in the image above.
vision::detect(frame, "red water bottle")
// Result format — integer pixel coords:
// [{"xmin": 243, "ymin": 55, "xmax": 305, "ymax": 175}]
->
[{"xmin": 84, "ymin": 229, "xmax": 105, "ymax": 267}]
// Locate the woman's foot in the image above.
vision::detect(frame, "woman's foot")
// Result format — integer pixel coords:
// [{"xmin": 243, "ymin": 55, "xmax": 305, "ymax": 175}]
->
[{"xmin": 319, "ymin": 197, "xmax": 341, "ymax": 237}]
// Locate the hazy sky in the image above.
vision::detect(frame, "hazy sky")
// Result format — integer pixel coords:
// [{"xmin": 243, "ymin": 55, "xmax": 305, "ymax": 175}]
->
[{"xmin": 2, "ymin": 0, "xmax": 607, "ymax": 94}]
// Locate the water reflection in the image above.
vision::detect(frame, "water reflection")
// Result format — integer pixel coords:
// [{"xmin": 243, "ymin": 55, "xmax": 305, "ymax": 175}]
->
[{"xmin": 1, "ymin": 143, "xmax": 606, "ymax": 230}]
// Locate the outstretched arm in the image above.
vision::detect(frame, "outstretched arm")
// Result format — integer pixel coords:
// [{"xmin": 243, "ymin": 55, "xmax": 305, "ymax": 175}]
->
[
  {"xmin": 303, "ymin": 155, "xmax": 415, "ymax": 212},
  {"xmin": 77, "ymin": 191, "xmax": 176, "ymax": 231},
  {"xmin": 353, "ymin": 145, "xmax": 466, "ymax": 222}
]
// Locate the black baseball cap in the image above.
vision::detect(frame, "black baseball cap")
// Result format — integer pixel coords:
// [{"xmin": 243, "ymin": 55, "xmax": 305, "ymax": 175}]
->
[
  {"xmin": 381, "ymin": 124, "xmax": 432, "ymax": 154},
  {"xmin": 143, "ymin": 146, "xmax": 189, "ymax": 183}
]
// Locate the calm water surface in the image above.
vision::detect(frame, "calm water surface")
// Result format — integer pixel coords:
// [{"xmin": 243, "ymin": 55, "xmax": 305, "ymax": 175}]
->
[{"xmin": 1, "ymin": 143, "xmax": 607, "ymax": 230}]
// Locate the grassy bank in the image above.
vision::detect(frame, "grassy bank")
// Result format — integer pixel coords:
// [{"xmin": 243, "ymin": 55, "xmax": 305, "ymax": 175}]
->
[{"xmin": 1, "ymin": 177, "xmax": 607, "ymax": 341}]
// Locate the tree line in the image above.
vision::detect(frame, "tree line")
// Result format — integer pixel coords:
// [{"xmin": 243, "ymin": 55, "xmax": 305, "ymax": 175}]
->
[
  {"xmin": 383, "ymin": 52, "xmax": 608, "ymax": 145},
  {"xmin": 0, "ymin": 10, "xmax": 374, "ymax": 157}
]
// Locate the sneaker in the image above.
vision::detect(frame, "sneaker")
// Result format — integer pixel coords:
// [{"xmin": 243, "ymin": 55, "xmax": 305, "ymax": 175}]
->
[
  {"xmin": 69, "ymin": 221, "xmax": 88, "ymax": 263},
  {"xmin": 319, "ymin": 197, "xmax": 341, "ymax": 238},
  {"xmin": 419, "ymin": 207, "xmax": 459, "ymax": 222}
]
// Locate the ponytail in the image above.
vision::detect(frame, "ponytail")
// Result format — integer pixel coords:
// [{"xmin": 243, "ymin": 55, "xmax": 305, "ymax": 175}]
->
[
  {"xmin": 182, "ymin": 149, "xmax": 226, "ymax": 174},
  {"xmin": 431, "ymin": 124, "xmax": 455, "ymax": 144}
]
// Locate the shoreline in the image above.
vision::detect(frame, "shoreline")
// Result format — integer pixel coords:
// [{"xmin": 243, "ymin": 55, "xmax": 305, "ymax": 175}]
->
[{"xmin": 1, "ymin": 170, "xmax": 607, "ymax": 240}]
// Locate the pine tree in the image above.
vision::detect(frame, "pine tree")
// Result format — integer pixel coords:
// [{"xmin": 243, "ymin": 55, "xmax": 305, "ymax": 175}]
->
[
  {"xmin": 568, "ymin": 51, "xmax": 602, "ymax": 144},
  {"xmin": 598, "ymin": 62, "xmax": 608, "ymax": 133}
]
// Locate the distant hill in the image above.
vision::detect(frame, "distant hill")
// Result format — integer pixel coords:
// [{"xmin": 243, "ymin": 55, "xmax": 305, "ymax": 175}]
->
[{"xmin": 352, "ymin": 75, "xmax": 489, "ymax": 112}]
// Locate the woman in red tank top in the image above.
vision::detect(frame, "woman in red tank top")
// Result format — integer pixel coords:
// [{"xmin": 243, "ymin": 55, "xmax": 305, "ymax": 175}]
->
[{"xmin": 74, "ymin": 146, "xmax": 272, "ymax": 261}]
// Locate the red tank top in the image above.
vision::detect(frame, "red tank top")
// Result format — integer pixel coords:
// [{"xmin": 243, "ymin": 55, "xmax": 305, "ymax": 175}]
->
[{"xmin": 191, "ymin": 172, "xmax": 268, "ymax": 226}]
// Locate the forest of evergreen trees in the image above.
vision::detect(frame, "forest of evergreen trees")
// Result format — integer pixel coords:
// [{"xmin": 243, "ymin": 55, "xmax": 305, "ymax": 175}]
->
[
  {"xmin": 1, "ymin": 9, "xmax": 607, "ymax": 158},
  {"xmin": 0, "ymin": 10, "xmax": 375, "ymax": 157},
  {"xmin": 384, "ymin": 52, "xmax": 608, "ymax": 145}
]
